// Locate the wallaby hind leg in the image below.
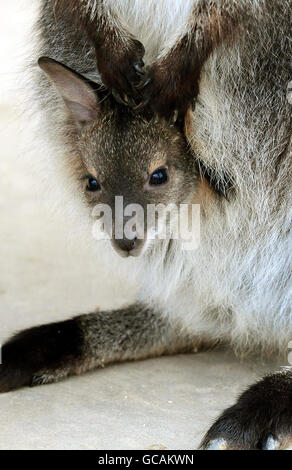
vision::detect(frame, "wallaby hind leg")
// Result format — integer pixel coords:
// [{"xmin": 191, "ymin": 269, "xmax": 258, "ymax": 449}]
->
[
  {"xmin": 201, "ymin": 368, "xmax": 292, "ymax": 450},
  {"xmin": 0, "ymin": 304, "xmax": 198, "ymax": 393}
]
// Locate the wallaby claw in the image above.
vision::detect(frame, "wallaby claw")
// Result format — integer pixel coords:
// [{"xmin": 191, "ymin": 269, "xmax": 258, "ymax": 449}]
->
[
  {"xmin": 133, "ymin": 98, "xmax": 150, "ymax": 111},
  {"xmin": 262, "ymin": 435, "xmax": 279, "ymax": 450},
  {"xmin": 112, "ymin": 89, "xmax": 129, "ymax": 106},
  {"xmin": 203, "ymin": 438, "xmax": 228, "ymax": 450},
  {"xmin": 136, "ymin": 76, "xmax": 151, "ymax": 90},
  {"xmin": 96, "ymin": 37, "xmax": 147, "ymax": 107},
  {"xmin": 112, "ymin": 89, "xmax": 142, "ymax": 108},
  {"xmin": 112, "ymin": 90, "xmax": 137, "ymax": 107},
  {"xmin": 133, "ymin": 62, "xmax": 145, "ymax": 75},
  {"xmin": 170, "ymin": 110, "xmax": 179, "ymax": 124}
]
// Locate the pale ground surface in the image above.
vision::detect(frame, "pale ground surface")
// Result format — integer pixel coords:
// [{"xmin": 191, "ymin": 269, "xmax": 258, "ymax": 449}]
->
[{"xmin": 0, "ymin": 1, "xmax": 284, "ymax": 450}]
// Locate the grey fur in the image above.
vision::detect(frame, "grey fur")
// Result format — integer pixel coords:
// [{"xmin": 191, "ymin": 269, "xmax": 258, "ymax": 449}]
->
[{"xmin": 31, "ymin": 305, "xmax": 199, "ymax": 386}]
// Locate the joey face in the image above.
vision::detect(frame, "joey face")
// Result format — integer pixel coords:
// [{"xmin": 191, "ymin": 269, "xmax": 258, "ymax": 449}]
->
[
  {"xmin": 79, "ymin": 111, "xmax": 198, "ymax": 256},
  {"xmin": 39, "ymin": 58, "xmax": 199, "ymax": 257}
]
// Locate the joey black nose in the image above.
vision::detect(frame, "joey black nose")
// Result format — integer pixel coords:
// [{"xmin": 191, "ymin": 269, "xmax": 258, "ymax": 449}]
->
[
  {"xmin": 111, "ymin": 235, "xmax": 145, "ymax": 257},
  {"xmin": 116, "ymin": 237, "xmax": 137, "ymax": 253}
]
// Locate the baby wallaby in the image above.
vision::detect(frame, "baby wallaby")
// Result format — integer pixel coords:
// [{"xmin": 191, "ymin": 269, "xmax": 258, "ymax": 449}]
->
[
  {"xmin": 1, "ymin": 56, "xmax": 204, "ymax": 386},
  {"xmin": 37, "ymin": 57, "xmax": 201, "ymax": 258},
  {"xmin": 1, "ymin": 0, "xmax": 292, "ymax": 450}
]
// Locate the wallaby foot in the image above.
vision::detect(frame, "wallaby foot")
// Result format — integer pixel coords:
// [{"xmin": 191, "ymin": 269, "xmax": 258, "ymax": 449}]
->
[
  {"xmin": 201, "ymin": 369, "xmax": 292, "ymax": 450},
  {"xmin": 95, "ymin": 38, "xmax": 148, "ymax": 107}
]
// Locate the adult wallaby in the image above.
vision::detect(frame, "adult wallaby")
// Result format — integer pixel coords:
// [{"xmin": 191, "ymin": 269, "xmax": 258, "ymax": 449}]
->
[{"xmin": 1, "ymin": 0, "xmax": 292, "ymax": 450}]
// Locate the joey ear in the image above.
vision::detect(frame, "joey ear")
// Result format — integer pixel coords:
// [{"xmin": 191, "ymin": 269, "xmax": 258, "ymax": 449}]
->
[{"xmin": 38, "ymin": 57, "xmax": 99, "ymax": 123}]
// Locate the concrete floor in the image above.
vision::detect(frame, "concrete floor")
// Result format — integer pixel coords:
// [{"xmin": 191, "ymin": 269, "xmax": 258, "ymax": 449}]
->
[{"xmin": 0, "ymin": 1, "xmax": 284, "ymax": 450}]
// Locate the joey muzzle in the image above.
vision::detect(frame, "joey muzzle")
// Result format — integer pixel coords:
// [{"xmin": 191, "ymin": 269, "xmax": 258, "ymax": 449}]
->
[
  {"xmin": 109, "ymin": 209, "xmax": 146, "ymax": 258},
  {"xmin": 111, "ymin": 236, "xmax": 144, "ymax": 258}
]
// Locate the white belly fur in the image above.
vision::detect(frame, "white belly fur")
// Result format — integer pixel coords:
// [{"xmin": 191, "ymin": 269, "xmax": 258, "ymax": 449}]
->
[{"xmin": 105, "ymin": 0, "xmax": 195, "ymax": 63}]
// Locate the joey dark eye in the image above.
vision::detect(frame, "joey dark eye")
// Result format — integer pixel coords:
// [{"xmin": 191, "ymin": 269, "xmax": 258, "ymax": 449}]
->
[
  {"xmin": 149, "ymin": 167, "xmax": 168, "ymax": 186},
  {"xmin": 86, "ymin": 177, "xmax": 101, "ymax": 192}
]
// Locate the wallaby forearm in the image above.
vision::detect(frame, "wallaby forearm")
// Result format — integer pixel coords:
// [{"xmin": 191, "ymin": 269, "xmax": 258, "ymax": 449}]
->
[
  {"xmin": 53, "ymin": 0, "xmax": 146, "ymax": 102},
  {"xmin": 54, "ymin": 0, "xmax": 129, "ymax": 48},
  {"xmin": 148, "ymin": 0, "xmax": 251, "ymax": 116},
  {"xmin": 0, "ymin": 304, "xmax": 197, "ymax": 392}
]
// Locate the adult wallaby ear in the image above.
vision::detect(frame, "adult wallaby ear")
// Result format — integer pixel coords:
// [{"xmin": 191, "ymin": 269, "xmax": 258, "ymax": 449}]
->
[{"xmin": 38, "ymin": 57, "xmax": 99, "ymax": 123}]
